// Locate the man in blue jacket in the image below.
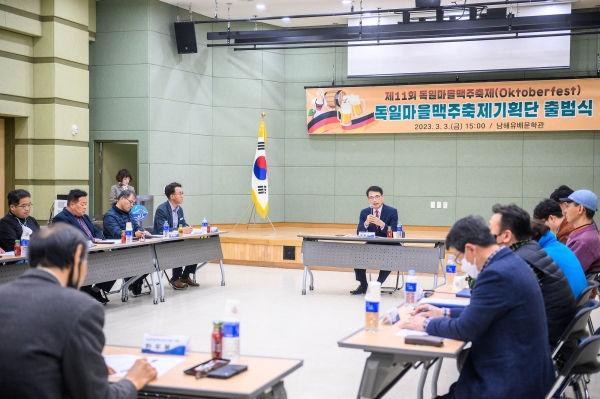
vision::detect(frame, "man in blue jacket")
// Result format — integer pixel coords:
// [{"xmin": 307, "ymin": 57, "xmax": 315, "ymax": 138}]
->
[
  {"xmin": 401, "ymin": 215, "xmax": 554, "ymax": 399},
  {"xmin": 153, "ymin": 182, "xmax": 196, "ymax": 290},
  {"xmin": 53, "ymin": 189, "xmax": 109, "ymax": 303},
  {"xmin": 352, "ymin": 186, "xmax": 399, "ymax": 295},
  {"xmin": 104, "ymin": 190, "xmax": 151, "ymax": 295},
  {"xmin": 531, "ymin": 219, "xmax": 587, "ymax": 299}
]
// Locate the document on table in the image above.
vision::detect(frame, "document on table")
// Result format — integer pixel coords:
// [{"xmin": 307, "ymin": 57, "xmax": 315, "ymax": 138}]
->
[
  {"xmin": 104, "ymin": 355, "xmax": 185, "ymax": 378},
  {"xmin": 396, "ymin": 329, "xmax": 429, "ymax": 337},
  {"xmin": 2, "ymin": 251, "xmax": 15, "ymax": 256}
]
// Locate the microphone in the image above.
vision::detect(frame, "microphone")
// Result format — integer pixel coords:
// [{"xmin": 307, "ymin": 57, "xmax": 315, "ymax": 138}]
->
[{"xmin": 369, "ymin": 204, "xmax": 374, "ymax": 215}]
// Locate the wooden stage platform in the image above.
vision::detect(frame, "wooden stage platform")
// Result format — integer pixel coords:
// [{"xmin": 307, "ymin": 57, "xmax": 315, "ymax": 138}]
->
[{"xmin": 214, "ymin": 223, "xmax": 450, "ymax": 272}]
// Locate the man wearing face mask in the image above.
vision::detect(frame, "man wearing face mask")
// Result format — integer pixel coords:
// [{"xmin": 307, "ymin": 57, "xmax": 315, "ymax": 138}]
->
[
  {"xmin": 0, "ymin": 189, "xmax": 41, "ymax": 252},
  {"xmin": 0, "ymin": 223, "xmax": 157, "ymax": 398},
  {"xmin": 489, "ymin": 203, "xmax": 575, "ymax": 346},
  {"xmin": 400, "ymin": 215, "xmax": 554, "ymax": 399}
]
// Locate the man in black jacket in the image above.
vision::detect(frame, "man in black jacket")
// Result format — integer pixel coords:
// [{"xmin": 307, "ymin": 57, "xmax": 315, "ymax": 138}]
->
[
  {"xmin": 103, "ymin": 190, "xmax": 151, "ymax": 295},
  {"xmin": 490, "ymin": 203, "xmax": 576, "ymax": 346},
  {"xmin": 0, "ymin": 223, "xmax": 156, "ymax": 399},
  {"xmin": 53, "ymin": 189, "xmax": 111, "ymax": 303},
  {"xmin": 0, "ymin": 189, "xmax": 40, "ymax": 252}
]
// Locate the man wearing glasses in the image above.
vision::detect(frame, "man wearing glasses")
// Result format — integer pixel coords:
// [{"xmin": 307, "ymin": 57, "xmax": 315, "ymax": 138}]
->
[
  {"xmin": 0, "ymin": 189, "xmax": 40, "ymax": 252},
  {"xmin": 153, "ymin": 182, "xmax": 196, "ymax": 290},
  {"xmin": 351, "ymin": 186, "xmax": 399, "ymax": 295},
  {"xmin": 400, "ymin": 215, "xmax": 554, "ymax": 399},
  {"xmin": 103, "ymin": 190, "xmax": 151, "ymax": 297}
]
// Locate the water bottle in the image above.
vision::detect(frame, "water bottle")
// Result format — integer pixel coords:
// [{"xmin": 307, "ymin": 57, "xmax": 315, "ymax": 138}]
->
[
  {"xmin": 405, "ymin": 270, "xmax": 417, "ymax": 308},
  {"xmin": 397, "ymin": 221, "xmax": 404, "ymax": 238},
  {"xmin": 446, "ymin": 254, "xmax": 456, "ymax": 286},
  {"xmin": 163, "ymin": 220, "xmax": 169, "ymax": 238},
  {"xmin": 125, "ymin": 222, "xmax": 133, "ymax": 244},
  {"xmin": 365, "ymin": 281, "xmax": 381, "ymax": 332},
  {"xmin": 222, "ymin": 300, "xmax": 240, "ymax": 360},
  {"xmin": 202, "ymin": 217, "xmax": 208, "ymax": 234},
  {"xmin": 20, "ymin": 231, "xmax": 30, "ymax": 258}
]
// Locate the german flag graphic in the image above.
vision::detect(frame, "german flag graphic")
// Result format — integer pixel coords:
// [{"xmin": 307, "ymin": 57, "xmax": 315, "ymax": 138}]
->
[{"xmin": 307, "ymin": 111, "xmax": 378, "ymax": 134}]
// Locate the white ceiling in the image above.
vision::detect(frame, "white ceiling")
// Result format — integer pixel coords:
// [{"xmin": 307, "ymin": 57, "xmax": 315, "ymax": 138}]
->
[{"xmin": 161, "ymin": 0, "xmax": 600, "ymax": 27}]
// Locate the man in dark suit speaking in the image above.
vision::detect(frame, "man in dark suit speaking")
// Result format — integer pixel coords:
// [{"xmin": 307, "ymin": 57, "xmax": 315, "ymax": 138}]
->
[
  {"xmin": 0, "ymin": 223, "xmax": 157, "ymax": 399},
  {"xmin": 352, "ymin": 186, "xmax": 399, "ymax": 295}
]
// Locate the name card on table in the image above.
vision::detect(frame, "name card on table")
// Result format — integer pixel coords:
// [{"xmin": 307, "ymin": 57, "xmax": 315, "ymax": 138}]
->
[
  {"xmin": 142, "ymin": 334, "xmax": 188, "ymax": 356},
  {"xmin": 358, "ymin": 232, "xmax": 375, "ymax": 238},
  {"xmin": 382, "ymin": 307, "xmax": 401, "ymax": 325}
]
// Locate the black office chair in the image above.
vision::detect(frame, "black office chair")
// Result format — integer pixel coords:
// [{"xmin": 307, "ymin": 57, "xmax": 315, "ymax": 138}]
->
[
  {"xmin": 575, "ymin": 280, "xmax": 599, "ymax": 308},
  {"xmin": 581, "ymin": 278, "xmax": 599, "ymax": 334},
  {"xmin": 552, "ymin": 300, "xmax": 599, "ymax": 361},
  {"xmin": 545, "ymin": 328, "xmax": 600, "ymax": 399}
]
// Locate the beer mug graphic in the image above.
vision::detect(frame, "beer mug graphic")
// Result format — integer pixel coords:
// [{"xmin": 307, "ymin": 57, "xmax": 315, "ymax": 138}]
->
[
  {"xmin": 337, "ymin": 103, "xmax": 353, "ymax": 126},
  {"xmin": 349, "ymin": 95, "xmax": 366, "ymax": 117}
]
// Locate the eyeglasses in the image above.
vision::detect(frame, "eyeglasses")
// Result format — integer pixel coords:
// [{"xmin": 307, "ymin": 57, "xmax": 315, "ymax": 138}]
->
[
  {"xmin": 124, "ymin": 198, "xmax": 135, "ymax": 205},
  {"xmin": 368, "ymin": 195, "xmax": 382, "ymax": 200},
  {"xmin": 174, "ymin": 192, "xmax": 184, "ymax": 196},
  {"xmin": 16, "ymin": 203, "xmax": 33, "ymax": 209},
  {"xmin": 454, "ymin": 253, "xmax": 464, "ymax": 266},
  {"xmin": 564, "ymin": 202, "xmax": 579, "ymax": 209},
  {"xmin": 492, "ymin": 230, "xmax": 505, "ymax": 239}
]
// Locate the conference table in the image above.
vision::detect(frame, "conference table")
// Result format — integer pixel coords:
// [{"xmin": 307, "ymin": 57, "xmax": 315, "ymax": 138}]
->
[
  {"xmin": 338, "ymin": 287, "xmax": 469, "ymax": 399},
  {"xmin": 104, "ymin": 345, "xmax": 303, "ymax": 399},
  {"xmin": 299, "ymin": 235, "xmax": 446, "ymax": 295},
  {"xmin": 0, "ymin": 232, "xmax": 228, "ymax": 305}
]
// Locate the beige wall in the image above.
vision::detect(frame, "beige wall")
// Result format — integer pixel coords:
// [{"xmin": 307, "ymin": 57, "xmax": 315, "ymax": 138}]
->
[
  {"xmin": 0, "ymin": 119, "xmax": 5, "ymax": 214},
  {"xmin": 0, "ymin": 0, "xmax": 94, "ymax": 221}
]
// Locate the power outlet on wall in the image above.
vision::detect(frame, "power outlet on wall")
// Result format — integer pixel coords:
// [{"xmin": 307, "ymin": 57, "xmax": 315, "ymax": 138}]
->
[{"xmin": 430, "ymin": 201, "xmax": 435, "ymax": 209}]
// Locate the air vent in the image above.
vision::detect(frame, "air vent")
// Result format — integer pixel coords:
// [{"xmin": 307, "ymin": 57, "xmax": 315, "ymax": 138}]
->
[{"xmin": 283, "ymin": 246, "xmax": 296, "ymax": 261}]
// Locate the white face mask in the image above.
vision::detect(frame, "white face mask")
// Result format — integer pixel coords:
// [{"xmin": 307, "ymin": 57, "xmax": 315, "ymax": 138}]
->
[{"xmin": 461, "ymin": 250, "xmax": 480, "ymax": 279}]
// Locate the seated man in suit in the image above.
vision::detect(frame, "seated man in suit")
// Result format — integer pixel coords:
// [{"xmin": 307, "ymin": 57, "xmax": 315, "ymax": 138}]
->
[
  {"xmin": 0, "ymin": 189, "xmax": 41, "ymax": 252},
  {"xmin": 153, "ymin": 182, "xmax": 197, "ymax": 290},
  {"xmin": 0, "ymin": 223, "xmax": 157, "ymax": 398},
  {"xmin": 401, "ymin": 215, "xmax": 554, "ymax": 399},
  {"xmin": 352, "ymin": 186, "xmax": 399, "ymax": 295},
  {"xmin": 104, "ymin": 189, "xmax": 151, "ymax": 295},
  {"xmin": 53, "ymin": 189, "xmax": 111, "ymax": 304}
]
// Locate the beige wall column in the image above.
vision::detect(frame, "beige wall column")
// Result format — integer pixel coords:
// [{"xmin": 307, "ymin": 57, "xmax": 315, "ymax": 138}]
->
[{"xmin": 17, "ymin": 0, "xmax": 91, "ymax": 220}]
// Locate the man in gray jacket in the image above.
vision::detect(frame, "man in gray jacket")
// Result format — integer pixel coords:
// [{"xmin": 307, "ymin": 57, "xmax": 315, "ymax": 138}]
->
[{"xmin": 0, "ymin": 223, "xmax": 156, "ymax": 399}]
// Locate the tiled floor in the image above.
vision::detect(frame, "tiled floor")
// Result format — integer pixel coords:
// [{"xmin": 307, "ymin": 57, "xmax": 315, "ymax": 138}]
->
[{"xmin": 103, "ymin": 264, "xmax": 600, "ymax": 399}]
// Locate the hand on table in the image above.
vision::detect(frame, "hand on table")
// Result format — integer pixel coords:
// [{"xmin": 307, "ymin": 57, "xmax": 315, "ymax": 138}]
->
[
  {"xmin": 135, "ymin": 231, "xmax": 151, "ymax": 238},
  {"xmin": 0, "ymin": 247, "xmax": 5, "ymax": 254},
  {"xmin": 412, "ymin": 304, "xmax": 443, "ymax": 319},
  {"xmin": 399, "ymin": 315, "xmax": 428, "ymax": 332},
  {"xmin": 124, "ymin": 358, "xmax": 157, "ymax": 391},
  {"xmin": 107, "ymin": 365, "xmax": 116, "ymax": 375},
  {"xmin": 183, "ymin": 226, "xmax": 193, "ymax": 234}
]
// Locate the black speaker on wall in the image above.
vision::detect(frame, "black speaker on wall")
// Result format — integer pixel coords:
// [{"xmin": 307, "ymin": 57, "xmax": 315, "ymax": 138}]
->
[{"xmin": 174, "ymin": 21, "xmax": 197, "ymax": 54}]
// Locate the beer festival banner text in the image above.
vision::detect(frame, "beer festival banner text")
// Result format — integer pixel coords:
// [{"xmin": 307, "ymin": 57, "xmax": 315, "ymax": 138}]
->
[{"xmin": 305, "ymin": 78, "xmax": 600, "ymax": 134}]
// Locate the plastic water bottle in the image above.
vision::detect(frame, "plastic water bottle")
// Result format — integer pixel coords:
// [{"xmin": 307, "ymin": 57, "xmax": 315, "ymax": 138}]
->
[
  {"xmin": 163, "ymin": 220, "xmax": 169, "ymax": 238},
  {"xmin": 397, "ymin": 221, "xmax": 404, "ymax": 238},
  {"xmin": 365, "ymin": 281, "xmax": 381, "ymax": 332},
  {"xmin": 202, "ymin": 217, "xmax": 208, "ymax": 234},
  {"xmin": 125, "ymin": 222, "xmax": 133, "ymax": 244},
  {"xmin": 222, "ymin": 300, "xmax": 240, "ymax": 360},
  {"xmin": 446, "ymin": 254, "xmax": 456, "ymax": 286},
  {"xmin": 405, "ymin": 270, "xmax": 417, "ymax": 308},
  {"xmin": 20, "ymin": 231, "xmax": 30, "ymax": 258}
]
